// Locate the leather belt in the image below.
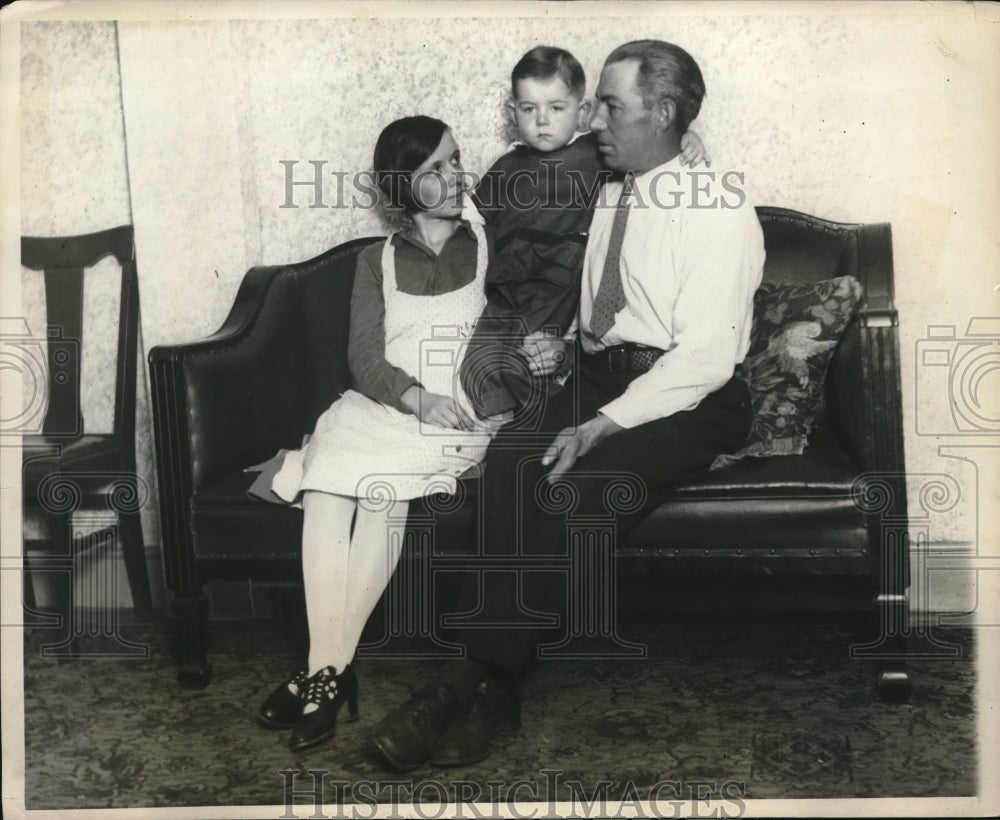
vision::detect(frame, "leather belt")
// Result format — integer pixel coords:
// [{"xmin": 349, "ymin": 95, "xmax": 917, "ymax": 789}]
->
[{"xmin": 587, "ymin": 343, "xmax": 665, "ymax": 373}]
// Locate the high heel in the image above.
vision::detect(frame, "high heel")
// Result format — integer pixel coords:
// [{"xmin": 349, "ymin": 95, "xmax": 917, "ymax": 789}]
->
[
  {"xmin": 289, "ymin": 665, "xmax": 359, "ymax": 753},
  {"xmin": 257, "ymin": 669, "xmax": 308, "ymax": 730}
]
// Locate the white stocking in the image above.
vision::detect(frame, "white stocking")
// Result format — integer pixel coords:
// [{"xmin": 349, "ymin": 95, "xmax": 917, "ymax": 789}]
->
[
  {"xmin": 300, "ymin": 491, "xmax": 407, "ymax": 682},
  {"xmin": 339, "ymin": 497, "xmax": 408, "ymax": 661},
  {"xmin": 301, "ymin": 491, "xmax": 355, "ymax": 678}
]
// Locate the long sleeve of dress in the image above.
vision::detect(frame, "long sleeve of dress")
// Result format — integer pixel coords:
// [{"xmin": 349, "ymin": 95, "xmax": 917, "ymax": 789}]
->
[{"xmin": 347, "ymin": 249, "xmax": 420, "ymax": 414}]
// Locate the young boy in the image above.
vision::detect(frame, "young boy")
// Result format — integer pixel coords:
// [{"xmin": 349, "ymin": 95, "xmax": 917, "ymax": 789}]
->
[{"xmin": 461, "ymin": 46, "xmax": 706, "ymax": 421}]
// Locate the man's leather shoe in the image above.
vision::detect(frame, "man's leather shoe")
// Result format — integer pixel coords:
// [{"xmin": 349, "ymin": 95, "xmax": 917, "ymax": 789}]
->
[
  {"xmin": 370, "ymin": 682, "xmax": 459, "ymax": 771},
  {"xmin": 430, "ymin": 677, "xmax": 520, "ymax": 767}
]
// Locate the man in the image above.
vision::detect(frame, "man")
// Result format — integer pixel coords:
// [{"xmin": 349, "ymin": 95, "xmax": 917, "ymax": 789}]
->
[{"xmin": 371, "ymin": 39, "xmax": 765, "ymax": 770}]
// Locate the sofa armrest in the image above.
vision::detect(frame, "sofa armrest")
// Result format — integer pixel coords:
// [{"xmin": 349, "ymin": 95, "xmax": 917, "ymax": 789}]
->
[
  {"xmin": 828, "ymin": 222, "xmax": 906, "ymax": 478},
  {"xmin": 855, "ymin": 221, "xmax": 906, "ymax": 475},
  {"xmin": 149, "ymin": 237, "xmax": 379, "ymax": 594},
  {"xmin": 817, "ymin": 220, "xmax": 908, "ymax": 596},
  {"xmin": 149, "ymin": 264, "xmax": 305, "ymax": 499},
  {"xmin": 150, "ymin": 263, "xmax": 308, "ymax": 593}
]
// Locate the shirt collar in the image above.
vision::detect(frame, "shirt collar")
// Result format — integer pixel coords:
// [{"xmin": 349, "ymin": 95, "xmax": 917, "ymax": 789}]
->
[
  {"xmin": 612, "ymin": 154, "xmax": 687, "ymax": 204},
  {"xmin": 392, "ymin": 219, "xmax": 476, "ymax": 254},
  {"xmin": 632, "ymin": 154, "xmax": 685, "ymax": 185},
  {"xmin": 508, "ymin": 130, "xmax": 589, "ymax": 151}
]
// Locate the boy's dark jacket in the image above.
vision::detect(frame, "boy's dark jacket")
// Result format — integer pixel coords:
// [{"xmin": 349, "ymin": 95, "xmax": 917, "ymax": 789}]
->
[{"xmin": 462, "ymin": 131, "xmax": 611, "ymax": 418}]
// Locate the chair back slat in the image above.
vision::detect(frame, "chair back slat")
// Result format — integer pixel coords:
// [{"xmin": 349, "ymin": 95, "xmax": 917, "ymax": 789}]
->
[
  {"xmin": 21, "ymin": 225, "xmax": 139, "ymax": 447},
  {"xmin": 41, "ymin": 266, "xmax": 85, "ymax": 436}
]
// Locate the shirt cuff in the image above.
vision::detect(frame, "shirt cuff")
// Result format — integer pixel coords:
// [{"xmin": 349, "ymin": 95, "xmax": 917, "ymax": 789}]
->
[
  {"xmin": 598, "ymin": 390, "xmax": 699, "ymax": 430},
  {"xmin": 389, "ymin": 371, "xmax": 420, "ymax": 414}
]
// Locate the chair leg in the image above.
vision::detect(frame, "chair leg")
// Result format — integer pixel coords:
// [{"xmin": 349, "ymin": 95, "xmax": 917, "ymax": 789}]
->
[
  {"xmin": 21, "ymin": 551, "xmax": 61, "ymax": 628},
  {"xmin": 38, "ymin": 512, "xmax": 80, "ymax": 659},
  {"xmin": 119, "ymin": 509, "xmax": 153, "ymax": 611},
  {"xmin": 172, "ymin": 592, "xmax": 212, "ymax": 689}
]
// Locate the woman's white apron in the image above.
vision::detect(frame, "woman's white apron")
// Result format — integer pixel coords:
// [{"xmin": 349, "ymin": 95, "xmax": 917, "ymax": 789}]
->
[{"xmin": 271, "ymin": 218, "xmax": 496, "ymax": 503}]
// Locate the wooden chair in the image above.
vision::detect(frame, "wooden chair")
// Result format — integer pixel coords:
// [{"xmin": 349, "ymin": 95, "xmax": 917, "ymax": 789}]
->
[{"xmin": 21, "ymin": 226, "xmax": 152, "ymax": 654}]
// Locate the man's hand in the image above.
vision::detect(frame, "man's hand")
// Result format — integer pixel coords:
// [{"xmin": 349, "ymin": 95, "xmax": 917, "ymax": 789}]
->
[
  {"xmin": 522, "ymin": 331, "xmax": 571, "ymax": 377},
  {"xmin": 401, "ymin": 386, "xmax": 475, "ymax": 430},
  {"xmin": 541, "ymin": 413, "xmax": 624, "ymax": 482}
]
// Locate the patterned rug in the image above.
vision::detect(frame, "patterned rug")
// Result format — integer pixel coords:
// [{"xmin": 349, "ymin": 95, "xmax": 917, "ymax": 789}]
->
[{"xmin": 20, "ymin": 612, "xmax": 976, "ymax": 811}]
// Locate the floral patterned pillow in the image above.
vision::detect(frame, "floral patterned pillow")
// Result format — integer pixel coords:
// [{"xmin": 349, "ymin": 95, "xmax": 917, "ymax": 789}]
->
[{"xmin": 712, "ymin": 275, "xmax": 864, "ymax": 469}]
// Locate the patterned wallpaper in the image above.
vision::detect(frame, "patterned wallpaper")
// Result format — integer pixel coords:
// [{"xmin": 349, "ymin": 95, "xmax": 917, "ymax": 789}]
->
[
  {"xmin": 20, "ymin": 21, "xmax": 129, "ymax": 436},
  {"xmin": 17, "ymin": 7, "xmax": 1000, "ymax": 608},
  {"xmin": 19, "ymin": 21, "xmax": 159, "ymax": 553}
]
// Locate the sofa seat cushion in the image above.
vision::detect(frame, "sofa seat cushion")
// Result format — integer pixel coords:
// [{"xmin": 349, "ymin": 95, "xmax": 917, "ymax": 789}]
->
[
  {"xmin": 676, "ymin": 442, "xmax": 861, "ymax": 496},
  {"xmin": 192, "ymin": 444, "xmax": 867, "ymax": 564},
  {"xmin": 191, "ymin": 470, "xmax": 304, "ymax": 560},
  {"xmin": 623, "ymin": 445, "xmax": 868, "ymax": 561},
  {"xmin": 191, "ymin": 469, "xmax": 478, "ymax": 561}
]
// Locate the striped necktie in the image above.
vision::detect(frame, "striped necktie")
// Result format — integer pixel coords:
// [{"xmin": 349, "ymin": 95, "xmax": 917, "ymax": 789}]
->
[{"xmin": 589, "ymin": 173, "xmax": 635, "ymax": 340}]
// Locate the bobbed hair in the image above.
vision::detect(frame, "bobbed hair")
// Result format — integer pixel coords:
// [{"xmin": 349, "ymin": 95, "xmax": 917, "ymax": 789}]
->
[{"xmin": 373, "ymin": 115, "xmax": 449, "ymax": 213}]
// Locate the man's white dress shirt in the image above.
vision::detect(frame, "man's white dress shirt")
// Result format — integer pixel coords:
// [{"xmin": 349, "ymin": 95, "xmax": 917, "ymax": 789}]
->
[{"xmin": 579, "ymin": 156, "xmax": 766, "ymax": 429}]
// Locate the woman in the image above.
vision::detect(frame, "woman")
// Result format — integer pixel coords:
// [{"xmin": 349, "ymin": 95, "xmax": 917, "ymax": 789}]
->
[{"xmin": 253, "ymin": 116, "xmax": 502, "ymax": 753}]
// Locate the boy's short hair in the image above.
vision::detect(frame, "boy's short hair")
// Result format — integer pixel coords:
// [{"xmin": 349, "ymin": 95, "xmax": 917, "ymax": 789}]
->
[{"xmin": 511, "ymin": 46, "xmax": 586, "ymax": 99}]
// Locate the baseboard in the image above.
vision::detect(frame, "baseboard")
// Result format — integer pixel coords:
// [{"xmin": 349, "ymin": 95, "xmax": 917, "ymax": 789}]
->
[
  {"xmin": 25, "ymin": 543, "xmax": 975, "ymax": 618},
  {"xmin": 26, "ymin": 545, "xmax": 165, "ymax": 611}
]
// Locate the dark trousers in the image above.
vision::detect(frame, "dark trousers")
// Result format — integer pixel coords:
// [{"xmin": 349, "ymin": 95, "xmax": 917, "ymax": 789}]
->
[{"xmin": 451, "ymin": 354, "xmax": 753, "ymax": 680}]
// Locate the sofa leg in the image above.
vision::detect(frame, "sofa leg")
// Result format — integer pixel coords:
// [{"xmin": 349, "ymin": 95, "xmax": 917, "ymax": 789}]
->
[
  {"xmin": 877, "ymin": 666, "xmax": 912, "ymax": 703},
  {"xmin": 875, "ymin": 595, "xmax": 911, "ymax": 703},
  {"xmin": 850, "ymin": 591, "xmax": 914, "ymax": 703},
  {"xmin": 172, "ymin": 592, "xmax": 212, "ymax": 689}
]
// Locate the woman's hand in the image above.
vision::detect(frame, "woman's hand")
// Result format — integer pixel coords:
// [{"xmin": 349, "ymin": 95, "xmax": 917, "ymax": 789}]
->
[
  {"xmin": 400, "ymin": 386, "xmax": 475, "ymax": 430},
  {"xmin": 522, "ymin": 331, "xmax": 571, "ymax": 377},
  {"xmin": 679, "ymin": 129, "xmax": 711, "ymax": 168}
]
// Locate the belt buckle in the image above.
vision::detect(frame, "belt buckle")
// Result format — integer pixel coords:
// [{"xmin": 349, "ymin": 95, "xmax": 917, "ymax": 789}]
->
[{"xmin": 608, "ymin": 347, "xmax": 627, "ymax": 372}]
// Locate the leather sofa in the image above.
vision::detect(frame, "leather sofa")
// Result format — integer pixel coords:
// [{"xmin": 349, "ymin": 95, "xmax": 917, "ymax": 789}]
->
[{"xmin": 149, "ymin": 207, "xmax": 911, "ymax": 700}]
